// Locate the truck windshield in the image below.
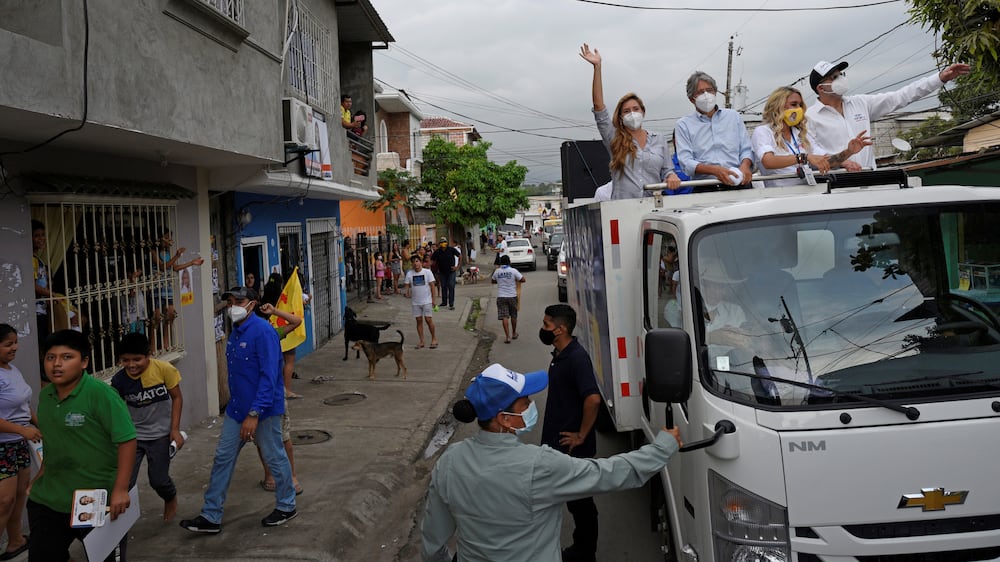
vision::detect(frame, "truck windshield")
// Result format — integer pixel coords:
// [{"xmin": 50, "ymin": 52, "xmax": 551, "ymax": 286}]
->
[{"xmin": 692, "ymin": 203, "xmax": 1000, "ymax": 409}]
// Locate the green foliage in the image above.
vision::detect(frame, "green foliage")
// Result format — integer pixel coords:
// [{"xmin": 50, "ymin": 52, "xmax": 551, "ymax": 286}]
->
[
  {"xmin": 899, "ymin": 115, "xmax": 963, "ymax": 160},
  {"xmin": 365, "ymin": 168, "xmax": 421, "ymax": 215},
  {"xmin": 385, "ymin": 223, "xmax": 408, "ymax": 241},
  {"xmin": 420, "ymin": 137, "xmax": 529, "ymax": 227},
  {"xmin": 908, "ymin": 0, "xmax": 1000, "ymax": 119}
]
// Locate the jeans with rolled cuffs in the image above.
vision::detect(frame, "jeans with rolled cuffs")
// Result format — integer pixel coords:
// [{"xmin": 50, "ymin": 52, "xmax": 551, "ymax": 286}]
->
[{"xmin": 200, "ymin": 413, "xmax": 294, "ymax": 524}]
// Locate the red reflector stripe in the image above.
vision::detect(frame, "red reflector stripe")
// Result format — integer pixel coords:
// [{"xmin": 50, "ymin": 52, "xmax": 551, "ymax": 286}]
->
[
  {"xmin": 621, "ymin": 382, "xmax": 631, "ymax": 397},
  {"xmin": 610, "ymin": 220, "xmax": 620, "ymax": 245},
  {"xmin": 617, "ymin": 337, "xmax": 627, "ymax": 358}
]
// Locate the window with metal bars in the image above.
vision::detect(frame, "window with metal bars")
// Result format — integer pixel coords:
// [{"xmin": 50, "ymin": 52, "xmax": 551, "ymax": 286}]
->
[
  {"xmin": 277, "ymin": 223, "xmax": 305, "ymax": 285},
  {"xmin": 196, "ymin": 0, "xmax": 245, "ymax": 26},
  {"xmin": 285, "ymin": 2, "xmax": 333, "ymax": 113},
  {"xmin": 31, "ymin": 202, "xmax": 187, "ymax": 378}
]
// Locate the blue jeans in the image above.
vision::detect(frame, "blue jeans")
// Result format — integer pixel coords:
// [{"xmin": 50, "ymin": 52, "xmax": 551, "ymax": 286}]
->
[
  {"xmin": 201, "ymin": 414, "xmax": 294, "ymax": 524},
  {"xmin": 439, "ymin": 270, "xmax": 456, "ymax": 306}
]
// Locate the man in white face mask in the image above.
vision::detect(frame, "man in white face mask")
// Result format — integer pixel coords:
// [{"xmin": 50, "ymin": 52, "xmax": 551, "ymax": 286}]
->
[
  {"xmin": 180, "ymin": 286, "xmax": 297, "ymax": 534},
  {"xmin": 807, "ymin": 59, "xmax": 970, "ymax": 171},
  {"xmin": 675, "ymin": 71, "xmax": 755, "ymax": 187}
]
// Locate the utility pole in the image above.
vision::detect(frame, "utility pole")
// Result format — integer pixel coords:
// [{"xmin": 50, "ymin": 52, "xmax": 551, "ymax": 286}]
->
[{"xmin": 724, "ymin": 35, "xmax": 734, "ymax": 109}]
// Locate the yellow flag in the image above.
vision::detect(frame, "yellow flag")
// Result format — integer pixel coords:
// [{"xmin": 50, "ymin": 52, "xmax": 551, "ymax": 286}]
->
[{"xmin": 271, "ymin": 267, "xmax": 307, "ymax": 352}]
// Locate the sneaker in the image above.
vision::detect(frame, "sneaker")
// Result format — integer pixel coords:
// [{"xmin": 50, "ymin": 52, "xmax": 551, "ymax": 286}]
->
[
  {"xmin": 449, "ymin": 305, "xmax": 455, "ymax": 310},
  {"xmin": 261, "ymin": 508, "xmax": 298, "ymax": 527},
  {"xmin": 179, "ymin": 515, "xmax": 221, "ymax": 534}
]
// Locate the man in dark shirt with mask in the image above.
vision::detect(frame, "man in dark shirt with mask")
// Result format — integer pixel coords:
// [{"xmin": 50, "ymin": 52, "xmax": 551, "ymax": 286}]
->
[
  {"xmin": 431, "ymin": 237, "xmax": 460, "ymax": 310},
  {"xmin": 539, "ymin": 304, "xmax": 602, "ymax": 562}
]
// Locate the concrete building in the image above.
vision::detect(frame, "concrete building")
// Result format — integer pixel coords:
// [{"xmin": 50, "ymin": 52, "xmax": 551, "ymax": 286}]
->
[{"xmin": 0, "ymin": 0, "xmax": 391, "ymax": 423}]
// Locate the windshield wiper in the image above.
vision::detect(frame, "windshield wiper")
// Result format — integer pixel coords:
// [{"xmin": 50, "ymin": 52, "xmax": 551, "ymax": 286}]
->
[{"xmin": 722, "ymin": 356, "xmax": 920, "ymax": 420}]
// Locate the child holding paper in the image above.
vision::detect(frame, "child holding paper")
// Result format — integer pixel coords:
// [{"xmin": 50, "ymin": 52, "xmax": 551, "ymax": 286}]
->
[{"xmin": 28, "ymin": 330, "xmax": 136, "ymax": 561}]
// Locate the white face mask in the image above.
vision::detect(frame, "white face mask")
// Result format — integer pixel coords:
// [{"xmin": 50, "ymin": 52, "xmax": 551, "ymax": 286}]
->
[
  {"xmin": 694, "ymin": 92, "xmax": 717, "ymax": 114},
  {"xmin": 621, "ymin": 111, "xmax": 644, "ymax": 131},
  {"xmin": 503, "ymin": 402, "xmax": 539, "ymax": 436},
  {"xmin": 228, "ymin": 304, "xmax": 250, "ymax": 323},
  {"xmin": 825, "ymin": 76, "xmax": 849, "ymax": 97}
]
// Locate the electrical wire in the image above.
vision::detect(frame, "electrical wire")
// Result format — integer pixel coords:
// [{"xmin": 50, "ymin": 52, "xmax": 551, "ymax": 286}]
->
[{"xmin": 575, "ymin": 0, "xmax": 902, "ymax": 11}]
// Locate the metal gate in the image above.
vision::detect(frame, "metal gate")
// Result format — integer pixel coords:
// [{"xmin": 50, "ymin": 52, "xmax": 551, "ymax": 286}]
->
[{"xmin": 308, "ymin": 219, "xmax": 342, "ymax": 348}]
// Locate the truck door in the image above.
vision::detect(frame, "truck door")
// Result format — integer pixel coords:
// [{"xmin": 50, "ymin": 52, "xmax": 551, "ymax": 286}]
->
[{"xmin": 642, "ymin": 227, "xmax": 692, "ymax": 550}]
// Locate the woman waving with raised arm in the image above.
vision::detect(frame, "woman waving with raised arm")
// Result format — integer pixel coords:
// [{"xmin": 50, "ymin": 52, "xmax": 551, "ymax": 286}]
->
[{"xmin": 581, "ymin": 43, "xmax": 679, "ymax": 199}]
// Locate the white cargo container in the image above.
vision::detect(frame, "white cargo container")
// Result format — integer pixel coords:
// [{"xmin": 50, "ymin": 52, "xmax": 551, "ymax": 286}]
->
[{"xmin": 562, "ymin": 172, "xmax": 1000, "ymax": 561}]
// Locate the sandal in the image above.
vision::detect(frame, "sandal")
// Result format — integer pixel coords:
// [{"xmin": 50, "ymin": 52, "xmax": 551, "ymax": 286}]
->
[
  {"xmin": 285, "ymin": 392, "xmax": 303, "ymax": 400},
  {"xmin": 0, "ymin": 536, "xmax": 28, "ymax": 561},
  {"xmin": 429, "ymin": 343, "xmax": 439, "ymax": 349},
  {"xmin": 259, "ymin": 479, "xmax": 276, "ymax": 492},
  {"xmin": 414, "ymin": 344, "xmax": 425, "ymax": 350}
]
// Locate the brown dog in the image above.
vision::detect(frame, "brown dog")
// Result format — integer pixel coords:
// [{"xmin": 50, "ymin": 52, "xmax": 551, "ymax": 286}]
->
[{"xmin": 352, "ymin": 330, "xmax": 407, "ymax": 380}]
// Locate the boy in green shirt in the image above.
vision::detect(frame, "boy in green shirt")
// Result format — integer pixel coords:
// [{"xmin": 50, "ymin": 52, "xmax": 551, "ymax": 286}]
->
[{"xmin": 28, "ymin": 330, "xmax": 137, "ymax": 561}]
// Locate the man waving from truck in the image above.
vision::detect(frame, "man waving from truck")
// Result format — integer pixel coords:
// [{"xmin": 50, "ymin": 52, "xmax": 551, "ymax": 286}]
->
[{"xmin": 538, "ymin": 304, "xmax": 603, "ymax": 562}]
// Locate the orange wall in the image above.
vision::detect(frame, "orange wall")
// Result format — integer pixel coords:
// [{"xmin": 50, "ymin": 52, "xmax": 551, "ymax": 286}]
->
[{"xmin": 341, "ymin": 201, "xmax": 386, "ymax": 229}]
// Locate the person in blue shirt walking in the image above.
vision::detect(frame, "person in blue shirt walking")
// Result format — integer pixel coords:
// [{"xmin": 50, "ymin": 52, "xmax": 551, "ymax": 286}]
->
[
  {"xmin": 675, "ymin": 71, "xmax": 754, "ymax": 187},
  {"xmin": 179, "ymin": 286, "xmax": 296, "ymax": 533},
  {"xmin": 421, "ymin": 363, "xmax": 681, "ymax": 562}
]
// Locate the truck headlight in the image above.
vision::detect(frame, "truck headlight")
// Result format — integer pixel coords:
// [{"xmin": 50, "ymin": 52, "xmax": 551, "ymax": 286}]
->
[{"xmin": 708, "ymin": 470, "xmax": 790, "ymax": 562}]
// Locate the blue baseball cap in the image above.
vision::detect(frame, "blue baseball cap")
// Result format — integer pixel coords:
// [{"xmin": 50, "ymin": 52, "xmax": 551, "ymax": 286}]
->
[{"xmin": 465, "ymin": 363, "xmax": 548, "ymax": 421}]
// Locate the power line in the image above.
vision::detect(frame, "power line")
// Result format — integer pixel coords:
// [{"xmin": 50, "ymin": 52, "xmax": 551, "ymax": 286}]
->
[{"xmin": 575, "ymin": 0, "xmax": 902, "ymax": 11}]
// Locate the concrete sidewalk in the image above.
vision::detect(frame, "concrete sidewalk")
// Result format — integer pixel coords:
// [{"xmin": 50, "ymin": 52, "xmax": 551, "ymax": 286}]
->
[{"xmin": 119, "ymin": 277, "xmax": 497, "ymax": 561}]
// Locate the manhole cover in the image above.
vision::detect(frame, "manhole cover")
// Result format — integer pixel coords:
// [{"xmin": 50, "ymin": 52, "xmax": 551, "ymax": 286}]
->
[
  {"xmin": 290, "ymin": 429, "xmax": 332, "ymax": 446},
  {"xmin": 323, "ymin": 392, "xmax": 367, "ymax": 406}
]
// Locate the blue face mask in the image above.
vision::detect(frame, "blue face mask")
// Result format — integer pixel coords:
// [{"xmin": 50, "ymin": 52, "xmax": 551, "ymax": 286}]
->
[{"xmin": 504, "ymin": 402, "xmax": 539, "ymax": 436}]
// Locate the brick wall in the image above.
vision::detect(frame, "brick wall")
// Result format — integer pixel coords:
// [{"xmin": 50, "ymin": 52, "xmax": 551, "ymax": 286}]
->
[{"xmin": 384, "ymin": 114, "xmax": 412, "ymax": 168}]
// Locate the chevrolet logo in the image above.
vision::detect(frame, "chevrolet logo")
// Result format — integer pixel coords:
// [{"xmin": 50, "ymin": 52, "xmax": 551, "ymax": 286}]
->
[{"xmin": 897, "ymin": 488, "xmax": 968, "ymax": 511}]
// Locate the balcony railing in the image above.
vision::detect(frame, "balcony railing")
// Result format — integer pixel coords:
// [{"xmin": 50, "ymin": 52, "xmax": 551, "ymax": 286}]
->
[
  {"xmin": 196, "ymin": 0, "xmax": 245, "ymax": 26},
  {"xmin": 348, "ymin": 131, "xmax": 374, "ymax": 177}
]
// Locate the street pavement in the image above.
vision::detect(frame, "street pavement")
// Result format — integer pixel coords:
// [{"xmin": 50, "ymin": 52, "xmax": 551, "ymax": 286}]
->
[{"xmin": 100, "ymin": 266, "xmax": 507, "ymax": 562}]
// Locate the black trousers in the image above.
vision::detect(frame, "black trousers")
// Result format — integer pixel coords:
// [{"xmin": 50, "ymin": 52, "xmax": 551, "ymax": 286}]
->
[
  {"xmin": 130, "ymin": 436, "xmax": 177, "ymax": 501},
  {"xmin": 27, "ymin": 499, "xmax": 120, "ymax": 562},
  {"xmin": 567, "ymin": 496, "xmax": 599, "ymax": 557}
]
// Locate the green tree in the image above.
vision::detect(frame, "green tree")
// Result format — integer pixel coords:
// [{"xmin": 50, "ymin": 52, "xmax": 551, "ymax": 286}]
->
[
  {"xmin": 421, "ymin": 137, "xmax": 528, "ymax": 227},
  {"xmin": 908, "ymin": 0, "xmax": 1000, "ymax": 120},
  {"xmin": 899, "ymin": 115, "xmax": 963, "ymax": 160},
  {"xmin": 365, "ymin": 168, "xmax": 421, "ymax": 240}
]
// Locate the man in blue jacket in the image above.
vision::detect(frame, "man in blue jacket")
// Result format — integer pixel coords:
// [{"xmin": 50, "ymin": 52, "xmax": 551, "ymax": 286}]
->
[{"xmin": 180, "ymin": 286, "xmax": 296, "ymax": 533}]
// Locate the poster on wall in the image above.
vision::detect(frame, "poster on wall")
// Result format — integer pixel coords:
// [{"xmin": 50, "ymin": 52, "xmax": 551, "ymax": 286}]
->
[
  {"xmin": 179, "ymin": 267, "xmax": 194, "ymax": 306},
  {"xmin": 305, "ymin": 111, "xmax": 332, "ymax": 180},
  {"xmin": 214, "ymin": 313, "xmax": 225, "ymax": 341}
]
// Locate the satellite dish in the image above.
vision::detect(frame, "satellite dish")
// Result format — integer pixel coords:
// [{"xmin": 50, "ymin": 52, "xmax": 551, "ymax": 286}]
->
[{"xmin": 891, "ymin": 138, "xmax": 912, "ymax": 152}]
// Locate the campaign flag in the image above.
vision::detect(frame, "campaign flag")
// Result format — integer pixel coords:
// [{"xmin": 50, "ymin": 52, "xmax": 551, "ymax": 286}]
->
[{"xmin": 271, "ymin": 267, "xmax": 307, "ymax": 352}]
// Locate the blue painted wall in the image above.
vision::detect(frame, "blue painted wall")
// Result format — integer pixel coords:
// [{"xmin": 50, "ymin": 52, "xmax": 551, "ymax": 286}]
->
[{"xmin": 233, "ymin": 194, "xmax": 343, "ymax": 357}]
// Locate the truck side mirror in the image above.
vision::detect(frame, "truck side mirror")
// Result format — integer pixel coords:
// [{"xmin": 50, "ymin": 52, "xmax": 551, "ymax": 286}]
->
[{"xmin": 644, "ymin": 328, "xmax": 692, "ymax": 403}]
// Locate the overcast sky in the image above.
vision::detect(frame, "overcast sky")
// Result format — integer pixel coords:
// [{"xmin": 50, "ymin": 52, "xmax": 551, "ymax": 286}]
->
[{"xmin": 372, "ymin": 0, "xmax": 946, "ymax": 183}]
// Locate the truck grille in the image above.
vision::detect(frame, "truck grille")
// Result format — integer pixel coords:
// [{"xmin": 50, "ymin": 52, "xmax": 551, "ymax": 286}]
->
[{"xmin": 844, "ymin": 514, "xmax": 1000, "ymax": 539}]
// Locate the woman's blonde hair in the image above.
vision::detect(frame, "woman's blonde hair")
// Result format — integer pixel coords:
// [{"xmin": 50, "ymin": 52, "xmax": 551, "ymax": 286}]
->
[
  {"xmin": 762, "ymin": 86, "xmax": 810, "ymax": 151},
  {"xmin": 609, "ymin": 93, "xmax": 645, "ymax": 174}
]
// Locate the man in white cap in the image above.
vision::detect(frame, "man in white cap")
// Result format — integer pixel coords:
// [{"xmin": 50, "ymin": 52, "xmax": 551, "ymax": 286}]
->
[
  {"xmin": 807, "ymin": 60, "xmax": 970, "ymax": 171},
  {"xmin": 421, "ymin": 363, "xmax": 681, "ymax": 562}
]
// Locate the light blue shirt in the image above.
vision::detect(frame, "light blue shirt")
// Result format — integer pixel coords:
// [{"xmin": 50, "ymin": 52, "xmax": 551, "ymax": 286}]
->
[
  {"xmin": 593, "ymin": 108, "xmax": 673, "ymax": 199},
  {"xmin": 421, "ymin": 430, "xmax": 679, "ymax": 561},
  {"xmin": 675, "ymin": 107, "xmax": 753, "ymax": 180}
]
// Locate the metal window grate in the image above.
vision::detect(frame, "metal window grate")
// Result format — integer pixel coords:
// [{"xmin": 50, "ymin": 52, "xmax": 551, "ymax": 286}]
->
[
  {"xmin": 32, "ymin": 202, "xmax": 184, "ymax": 378},
  {"xmin": 286, "ymin": 2, "xmax": 333, "ymax": 112},
  {"xmin": 197, "ymin": 0, "xmax": 244, "ymax": 26}
]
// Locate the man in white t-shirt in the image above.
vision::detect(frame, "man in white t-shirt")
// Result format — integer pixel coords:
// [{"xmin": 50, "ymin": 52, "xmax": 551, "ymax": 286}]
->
[
  {"xmin": 403, "ymin": 255, "xmax": 439, "ymax": 349},
  {"xmin": 493, "ymin": 234, "xmax": 508, "ymax": 267},
  {"xmin": 490, "ymin": 255, "xmax": 526, "ymax": 344}
]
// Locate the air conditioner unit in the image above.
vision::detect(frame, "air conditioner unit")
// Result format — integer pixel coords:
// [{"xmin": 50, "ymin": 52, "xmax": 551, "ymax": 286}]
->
[{"xmin": 282, "ymin": 98, "xmax": 317, "ymax": 151}]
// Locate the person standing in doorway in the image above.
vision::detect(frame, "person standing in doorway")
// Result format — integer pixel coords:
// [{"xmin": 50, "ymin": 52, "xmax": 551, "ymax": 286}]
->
[
  {"xmin": 539, "ymin": 304, "xmax": 603, "ymax": 562},
  {"xmin": 491, "ymin": 255, "xmax": 525, "ymax": 344},
  {"xmin": 179, "ymin": 286, "xmax": 296, "ymax": 533}
]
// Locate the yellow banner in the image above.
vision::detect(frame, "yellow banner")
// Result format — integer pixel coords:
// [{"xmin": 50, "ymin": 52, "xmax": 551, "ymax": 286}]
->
[{"xmin": 271, "ymin": 267, "xmax": 306, "ymax": 352}]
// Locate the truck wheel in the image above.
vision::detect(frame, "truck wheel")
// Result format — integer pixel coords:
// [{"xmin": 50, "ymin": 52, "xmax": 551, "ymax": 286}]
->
[{"xmin": 558, "ymin": 285, "xmax": 567, "ymax": 302}]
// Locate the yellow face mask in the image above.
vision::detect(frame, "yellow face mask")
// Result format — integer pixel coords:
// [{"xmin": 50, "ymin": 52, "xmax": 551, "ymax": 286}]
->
[{"xmin": 782, "ymin": 108, "xmax": 804, "ymax": 127}]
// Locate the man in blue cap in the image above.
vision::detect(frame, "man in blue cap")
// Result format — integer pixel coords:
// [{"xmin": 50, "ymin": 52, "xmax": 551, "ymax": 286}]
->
[{"xmin": 421, "ymin": 363, "xmax": 681, "ymax": 562}]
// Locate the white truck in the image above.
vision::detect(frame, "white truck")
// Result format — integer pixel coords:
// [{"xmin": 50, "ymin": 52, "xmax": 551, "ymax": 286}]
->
[{"xmin": 562, "ymin": 170, "xmax": 1000, "ymax": 561}]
